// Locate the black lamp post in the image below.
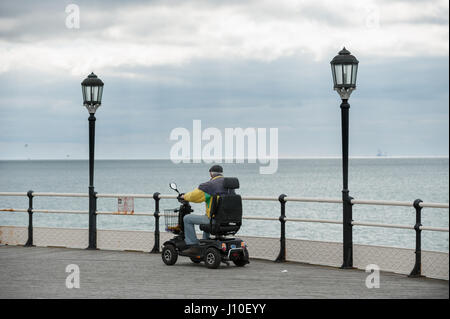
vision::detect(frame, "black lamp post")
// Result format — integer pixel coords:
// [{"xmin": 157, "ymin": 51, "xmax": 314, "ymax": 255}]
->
[
  {"xmin": 330, "ymin": 48, "xmax": 359, "ymax": 269},
  {"xmin": 81, "ymin": 72, "xmax": 104, "ymax": 250}
]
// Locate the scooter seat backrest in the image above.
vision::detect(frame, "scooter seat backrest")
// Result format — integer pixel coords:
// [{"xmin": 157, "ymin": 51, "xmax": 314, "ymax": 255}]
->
[
  {"xmin": 200, "ymin": 177, "xmax": 242, "ymax": 236},
  {"xmin": 213, "ymin": 194, "xmax": 242, "ymax": 223},
  {"xmin": 202, "ymin": 193, "xmax": 242, "ymax": 236}
]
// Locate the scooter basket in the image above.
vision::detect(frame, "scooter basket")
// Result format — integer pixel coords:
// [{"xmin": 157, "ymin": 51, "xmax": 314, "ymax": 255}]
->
[{"xmin": 164, "ymin": 208, "xmax": 181, "ymax": 234}]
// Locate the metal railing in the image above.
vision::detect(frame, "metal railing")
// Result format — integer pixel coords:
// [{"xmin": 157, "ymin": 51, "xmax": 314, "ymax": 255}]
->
[{"xmin": 0, "ymin": 191, "xmax": 448, "ymax": 277}]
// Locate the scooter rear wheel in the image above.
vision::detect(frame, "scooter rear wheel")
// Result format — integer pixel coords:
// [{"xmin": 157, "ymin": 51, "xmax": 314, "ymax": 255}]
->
[
  {"xmin": 162, "ymin": 245, "xmax": 178, "ymax": 265},
  {"xmin": 204, "ymin": 247, "xmax": 221, "ymax": 269},
  {"xmin": 232, "ymin": 249, "xmax": 249, "ymax": 267}
]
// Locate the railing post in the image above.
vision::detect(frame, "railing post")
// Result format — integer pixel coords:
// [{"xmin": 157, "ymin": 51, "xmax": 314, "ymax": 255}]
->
[
  {"xmin": 275, "ymin": 194, "xmax": 287, "ymax": 262},
  {"xmin": 150, "ymin": 192, "xmax": 161, "ymax": 253},
  {"xmin": 24, "ymin": 190, "xmax": 35, "ymax": 247},
  {"xmin": 409, "ymin": 199, "xmax": 423, "ymax": 277}
]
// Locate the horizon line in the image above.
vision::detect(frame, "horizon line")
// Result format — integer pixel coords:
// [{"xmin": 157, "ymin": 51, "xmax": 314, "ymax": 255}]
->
[{"xmin": 1, "ymin": 155, "xmax": 448, "ymax": 161}]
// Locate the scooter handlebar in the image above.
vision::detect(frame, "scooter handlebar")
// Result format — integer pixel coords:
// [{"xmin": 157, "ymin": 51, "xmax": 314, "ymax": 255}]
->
[{"xmin": 177, "ymin": 193, "xmax": 186, "ymax": 203}]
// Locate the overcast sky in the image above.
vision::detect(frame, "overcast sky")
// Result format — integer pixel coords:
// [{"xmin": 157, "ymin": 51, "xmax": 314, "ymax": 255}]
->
[{"xmin": 0, "ymin": 0, "xmax": 448, "ymax": 159}]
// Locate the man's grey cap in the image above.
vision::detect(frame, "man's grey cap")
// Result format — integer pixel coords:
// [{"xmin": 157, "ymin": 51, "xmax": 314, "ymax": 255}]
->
[{"xmin": 209, "ymin": 165, "xmax": 223, "ymax": 173}]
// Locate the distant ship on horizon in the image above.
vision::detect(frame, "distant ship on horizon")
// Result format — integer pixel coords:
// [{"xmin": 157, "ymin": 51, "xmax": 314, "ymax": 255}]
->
[{"xmin": 377, "ymin": 149, "xmax": 387, "ymax": 157}]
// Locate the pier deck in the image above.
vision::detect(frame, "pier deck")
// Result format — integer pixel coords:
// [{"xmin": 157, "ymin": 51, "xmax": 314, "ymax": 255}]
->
[{"xmin": 0, "ymin": 245, "xmax": 447, "ymax": 299}]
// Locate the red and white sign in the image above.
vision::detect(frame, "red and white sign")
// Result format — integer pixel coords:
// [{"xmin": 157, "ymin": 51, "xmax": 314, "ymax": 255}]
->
[{"xmin": 117, "ymin": 197, "xmax": 134, "ymax": 214}]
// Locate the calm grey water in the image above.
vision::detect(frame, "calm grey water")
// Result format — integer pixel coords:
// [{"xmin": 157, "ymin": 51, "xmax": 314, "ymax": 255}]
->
[{"xmin": 0, "ymin": 158, "xmax": 448, "ymax": 252}]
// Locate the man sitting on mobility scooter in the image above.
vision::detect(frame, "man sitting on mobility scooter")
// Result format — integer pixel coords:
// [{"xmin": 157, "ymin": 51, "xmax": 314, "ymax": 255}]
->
[
  {"xmin": 162, "ymin": 167, "xmax": 249, "ymax": 268},
  {"xmin": 180, "ymin": 165, "xmax": 233, "ymax": 255}
]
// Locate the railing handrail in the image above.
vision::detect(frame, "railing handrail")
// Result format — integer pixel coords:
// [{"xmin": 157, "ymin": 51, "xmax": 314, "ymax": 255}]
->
[
  {"xmin": 351, "ymin": 198, "xmax": 449, "ymax": 208},
  {"xmin": 2, "ymin": 207, "xmax": 448, "ymax": 233},
  {"xmin": 1, "ymin": 191, "xmax": 448, "ymax": 233},
  {"xmin": 2, "ymin": 192, "xmax": 447, "ymax": 209},
  {"xmin": 97, "ymin": 193, "xmax": 154, "ymax": 199}
]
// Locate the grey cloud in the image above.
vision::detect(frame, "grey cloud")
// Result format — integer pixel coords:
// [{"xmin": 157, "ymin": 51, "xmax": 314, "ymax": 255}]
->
[
  {"xmin": 0, "ymin": 0, "xmax": 242, "ymax": 41},
  {"xmin": 0, "ymin": 0, "xmax": 448, "ymax": 159},
  {"xmin": 2, "ymin": 0, "xmax": 447, "ymax": 44}
]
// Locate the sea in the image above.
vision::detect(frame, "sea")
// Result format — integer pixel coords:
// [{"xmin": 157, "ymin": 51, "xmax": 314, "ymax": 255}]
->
[{"xmin": 0, "ymin": 158, "xmax": 448, "ymax": 252}]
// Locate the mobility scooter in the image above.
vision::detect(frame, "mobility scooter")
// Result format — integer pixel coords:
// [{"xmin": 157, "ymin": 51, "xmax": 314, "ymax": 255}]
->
[{"xmin": 161, "ymin": 177, "xmax": 249, "ymax": 269}]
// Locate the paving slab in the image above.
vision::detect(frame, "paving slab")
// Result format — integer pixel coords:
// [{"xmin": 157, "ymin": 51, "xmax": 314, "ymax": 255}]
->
[{"xmin": 0, "ymin": 245, "xmax": 447, "ymax": 299}]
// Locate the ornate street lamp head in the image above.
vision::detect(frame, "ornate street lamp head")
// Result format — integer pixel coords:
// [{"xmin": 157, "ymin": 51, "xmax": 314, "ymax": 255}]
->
[
  {"xmin": 81, "ymin": 72, "xmax": 104, "ymax": 113},
  {"xmin": 331, "ymin": 47, "xmax": 359, "ymax": 99}
]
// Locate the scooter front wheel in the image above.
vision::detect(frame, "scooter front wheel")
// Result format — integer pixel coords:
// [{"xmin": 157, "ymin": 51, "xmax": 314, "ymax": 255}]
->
[{"xmin": 162, "ymin": 245, "xmax": 178, "ymax": 265}]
